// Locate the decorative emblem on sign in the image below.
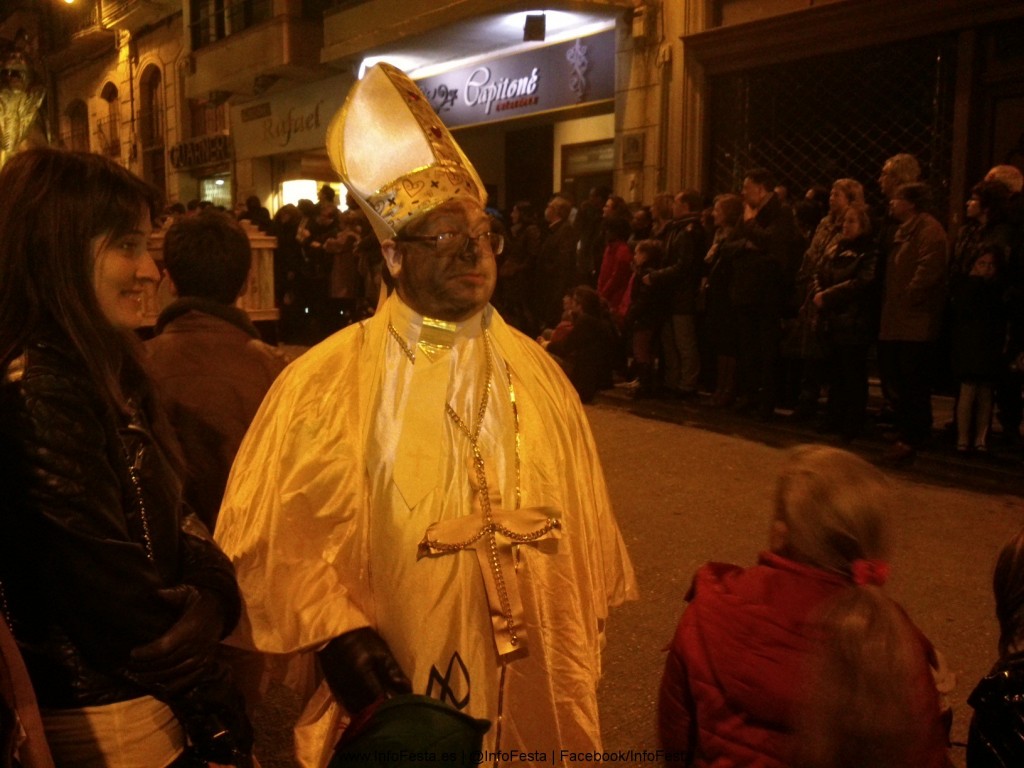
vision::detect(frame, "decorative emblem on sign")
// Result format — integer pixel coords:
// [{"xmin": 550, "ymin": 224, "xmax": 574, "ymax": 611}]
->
[
  {"xmin": 566, "ymin": 39, "xmax": 590, "ymax": 103},
  {"xmin": 427, "ymin": 650, "xmax": 471, "ymax": 710}
]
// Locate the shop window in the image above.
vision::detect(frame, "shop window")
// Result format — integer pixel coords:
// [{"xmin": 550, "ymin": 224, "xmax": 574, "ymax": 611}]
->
[
  {"xmin": 189, "ymin": 97, "xmax": 227, "ymax": 138},
  {"xmin": 139, "ymin": 64, "xmax": 166, "ymax": 192},
  {"xmin": 98, "ymin": 82, "xmax": 121, "ymax": 158},
  {"xmin": 200, "ymin": 174, "xmax": 232, "ymax": 208},
  {"xmin": 190, "ymin": 0, "xmax": 272, "ymax": 50},
  {"xmin": 64, "ymin": 99, "xmax": 89, "ymax": 152}
]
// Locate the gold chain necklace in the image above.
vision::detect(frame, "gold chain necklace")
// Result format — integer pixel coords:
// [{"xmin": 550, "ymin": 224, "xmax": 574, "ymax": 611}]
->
[
  {"xmin": 388, "ymin": 319, "xmax": 524, "ymax": 644},
  {"xmin": 442, "ymin": 332, "xmax": 521, "ymax": 645}
]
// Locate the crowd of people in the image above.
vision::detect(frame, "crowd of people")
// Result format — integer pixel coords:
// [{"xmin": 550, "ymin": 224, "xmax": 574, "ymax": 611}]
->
[
  {"xmin": 2, "ymin": 63, "xmax": 1024, "ymax": 767},
  {"xmin": 492, "ymin": 157, "xmax": 1024, "ymax": 468},
  {"xmin": 154, "ymin": 149, "xmax": 1024, "ymax": 473}
]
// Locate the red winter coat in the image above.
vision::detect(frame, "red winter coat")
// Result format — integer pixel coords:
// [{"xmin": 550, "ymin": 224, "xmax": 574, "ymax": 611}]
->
[
  {"xmin": 597, "ymin": 240, "xmax": 634, "ymax": 316},
  {"xmin": 657, "ymin": 552, "xmax": 949, "ymax": 767}
]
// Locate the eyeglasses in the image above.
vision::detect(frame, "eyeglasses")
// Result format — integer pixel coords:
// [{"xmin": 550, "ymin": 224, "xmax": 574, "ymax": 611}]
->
[{"xmin": 398, "ymin": 231, "xmax": 504, "ymax": 257}]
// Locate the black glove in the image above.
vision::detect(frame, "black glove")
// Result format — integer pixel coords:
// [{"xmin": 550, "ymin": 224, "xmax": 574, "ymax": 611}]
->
[
  {"xmin": 168, "ymin": 664, "xmax": 254, "ymax": 768},
  {"xmin": 127, "ymin": 585, "xmax": 225, "ymax": 696},
  {"xmin": 317, "ymin": 627, "xmax": 411, "ymax": 714}
]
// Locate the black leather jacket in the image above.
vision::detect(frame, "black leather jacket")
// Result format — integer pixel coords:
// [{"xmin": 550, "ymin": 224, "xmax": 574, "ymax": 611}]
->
[
  {"xmin": 967, "ymin": 652, "xmax": 1024, "ymax": 767},
  {"xmin": 0, "ymin": 337, "xmax": 247, "ymax": 756}
]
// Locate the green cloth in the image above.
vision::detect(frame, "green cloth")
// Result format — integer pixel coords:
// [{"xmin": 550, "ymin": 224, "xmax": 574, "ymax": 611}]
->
[{"xmin": 330, "ymin": 694, "xmax": 490, "ymax": 767}]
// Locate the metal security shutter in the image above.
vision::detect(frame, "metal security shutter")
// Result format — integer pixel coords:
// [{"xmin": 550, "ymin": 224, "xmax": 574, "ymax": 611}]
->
[{"xmin": 707, "ymin": 34, "xmax": 958, "ymax": 221}]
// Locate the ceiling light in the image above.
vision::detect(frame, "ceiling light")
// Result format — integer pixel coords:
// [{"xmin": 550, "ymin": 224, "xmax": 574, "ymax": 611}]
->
[{"xmin": 524, "ymin": 14, "xmax": 546, "ymax": 42}]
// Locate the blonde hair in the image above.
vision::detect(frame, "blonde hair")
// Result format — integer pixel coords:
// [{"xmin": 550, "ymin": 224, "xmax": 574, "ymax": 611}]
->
[
  {"xmin": 777, "ymin": 446, "xmax": 940, "ymax": 767},
  {"xmin": 985, "ymin": 164, "xmax": 1024, "ymax": 194},
  {"xmin": 793, "ymin": 587, "xmax": 935, "ymax": 768},
  {"xmin": 831, "ymin": 178, "xmax": 865, "ymax": 207},
  {"xmin": 774, "ymin": 445, "xmax": 890, "ymax": 577},
  {"xmin": 883, "ymin": 154, "xmax": 921, "ymax": 187}
]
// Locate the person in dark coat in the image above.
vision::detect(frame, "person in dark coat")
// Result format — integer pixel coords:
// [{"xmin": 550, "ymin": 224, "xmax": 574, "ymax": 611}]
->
[
  {"xmin": 545, "ymin": 285, "xmax": 618, "ymax": 403},
  {"xmin": 145, "ymin": 210, "xmax": 289, "ymax": 529},
  {"xmin": 810, "ymin": 203, "xmax": 878, "ymax": 440},
  {"xmin": 644, "ymin": 190, "xmax": 707, "ymax": 398},
  {"xmin": 950, "ymin": 247, "xmax": 1006, "ymax": 452},
  {"xmin": 734, "ymin": 168, "xmax": 802, "ymax": 418},
  {"xmin": 536, "ymin": 195, "xmax": 578, "ymax": 330},
  {"xmin": 704, "ymin": 194, "xmax": 747, "ymax": 407},
  {"xmin": 495, "ymin": 200, "xmax": 543, "ymax": 335},
  {"xmin": 968, "ymin": 525, "xmax": 1024, "ymax": 767},
  {"xmin": 878, "ymin": 182, "xmax": 949, "ymax": 465},
  {"xmin": 624, "ymin": 239, "xmax": 667, "ymax": 398}
]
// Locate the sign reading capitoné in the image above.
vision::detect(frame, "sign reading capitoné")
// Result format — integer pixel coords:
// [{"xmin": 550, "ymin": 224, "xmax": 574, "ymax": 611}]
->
[{"xmin": 415, "ymin": 30, "xmax": 614, "ymax": 128}]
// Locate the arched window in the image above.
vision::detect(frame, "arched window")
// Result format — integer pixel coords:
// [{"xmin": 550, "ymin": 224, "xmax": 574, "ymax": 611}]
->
[
  {"xmin": 65, "ymin": 100, "xmax": 89, "ymax": 152},
  {"xmin": 139, "ymin": 64, "xmax": 165, "ymax": 191},
  {"xmin": 99, "ymin": 82, "xmax": 121, "ymax": 158}
]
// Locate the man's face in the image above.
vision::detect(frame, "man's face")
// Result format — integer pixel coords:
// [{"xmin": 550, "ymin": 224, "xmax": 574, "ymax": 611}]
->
[
  {"xmin": 966, "ymin": 194, "xmax": 982, "ymax": 220},
  {"xmin": 391, "ymin": 200, "xmax": 497, "ymax": 321},
  {"xmin": 672, "ymin": 195, "xmax": 690, "ymax": 219},
  {"xmin": 879, "ymin": 162, "xmax": 899, "ymax": 198},
  {"xmin": 632, "ymin": 209, "xmax": 651, "ymax": 233},
  {"xmin": 829, "ymin": 185, "xmax": 851, "ymax": 216},
  {"xmin": 888, "ymin": 195, "xmax": 914, "ymax": 222},
  {"xmin": 544, "ymin": 200, "xmax": 559, "ymax": 224},
  {"xmin": 741, "ymin": 178, "xmax": 765, "ymax": 209}
]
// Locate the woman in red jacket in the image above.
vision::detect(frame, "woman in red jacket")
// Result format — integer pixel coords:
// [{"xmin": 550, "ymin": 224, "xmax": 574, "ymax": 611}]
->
[{"xmin": 657, "ymin": 445, "xmax": 952, "ymax": 768}]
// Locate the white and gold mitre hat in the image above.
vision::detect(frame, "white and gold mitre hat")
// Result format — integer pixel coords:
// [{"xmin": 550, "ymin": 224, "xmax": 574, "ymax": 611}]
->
[{"xmin": 326, "ymin": 62, "xmax": 487, "ymax": 241}]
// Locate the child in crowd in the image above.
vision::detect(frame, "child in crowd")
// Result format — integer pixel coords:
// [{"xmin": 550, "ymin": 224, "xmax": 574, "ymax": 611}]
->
[
  {"xmin": 623, "ymin": 239, "xmax": 666, "ymax": 398},
  {"xmin": 950, "ymin": 245, "xmax": 1006, "ymax": 452},
  {"xmin": 658, "ymin": 445, "xmax": 952, "ymax": 767},
  {"xmin": 967, "ymin": 526, "xmax": 1024, "ymax": 766},
  {"xmin": 544, "ymin": 285, "xmax": 619, "ymax": 403},
  {"xmin": 537, "ymin": 292, "xmax": 575, "ymax": 347}
]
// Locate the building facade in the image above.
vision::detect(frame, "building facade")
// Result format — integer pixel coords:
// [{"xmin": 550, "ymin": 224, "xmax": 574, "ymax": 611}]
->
[{"xmin": 3, "ymin": 0, "xmax": 1023, "ymax": 225}]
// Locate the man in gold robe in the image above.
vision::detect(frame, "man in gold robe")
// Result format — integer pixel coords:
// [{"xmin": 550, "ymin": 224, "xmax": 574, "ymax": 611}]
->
[{"xmin": 214, "ymin": 63, "xmax": 637, "ymax": 768}]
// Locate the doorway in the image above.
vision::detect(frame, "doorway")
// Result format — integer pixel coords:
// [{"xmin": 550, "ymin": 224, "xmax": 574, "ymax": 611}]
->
[
  {"xmin": 561, "ymin": 139, "xmax": 614, "ymax": 208},
  {"xmin": 505, "ymin": 125, "xmax": 554, "ymax": 213}
]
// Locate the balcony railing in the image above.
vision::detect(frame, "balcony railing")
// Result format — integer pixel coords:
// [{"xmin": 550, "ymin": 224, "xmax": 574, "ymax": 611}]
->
[
  {"xmin": 46, "ymin": 0, "xmax": 116, "ymax": 71},
  {"xmin": 60, "ymin": 128, "xmax": 91, "ymax": 153},
  {"xmin": 101, "ymin": 0, "xmax": 179, "ymax": 31},
  {"xmin": 96, "ymin": 115, "xmax": 122, "ymax": 158}
]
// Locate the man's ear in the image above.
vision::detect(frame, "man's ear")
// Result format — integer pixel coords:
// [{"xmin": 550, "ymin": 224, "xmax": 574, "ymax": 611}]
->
[
  {"xmin": 381, "ymin": 239, "xmax": 402, "ymax": 278},
  {"xmin": 236, "ymin": 272, "xmax": 250, "ymax": 300}
]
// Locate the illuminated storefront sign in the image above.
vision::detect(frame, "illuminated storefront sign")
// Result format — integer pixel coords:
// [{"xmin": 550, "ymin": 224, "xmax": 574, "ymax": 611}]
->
[
  {"xmin": 230, "ymin": 73, "xmax": 352, "ymax": 160},
  {"xmin": 416, "ymin": 30, "xmax": 614, "ymax": 128}
]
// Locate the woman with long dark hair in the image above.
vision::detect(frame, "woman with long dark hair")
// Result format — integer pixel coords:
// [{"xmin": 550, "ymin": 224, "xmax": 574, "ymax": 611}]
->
[{"xmin": 0, "ymin": 149, "xmax": 251, "ymax": 767}]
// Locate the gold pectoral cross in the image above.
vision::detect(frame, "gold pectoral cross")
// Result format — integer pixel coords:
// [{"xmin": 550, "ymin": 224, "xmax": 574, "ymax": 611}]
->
[{"xmin": 418, "ymin": 438, "xmax": 560, "ymax": 657}]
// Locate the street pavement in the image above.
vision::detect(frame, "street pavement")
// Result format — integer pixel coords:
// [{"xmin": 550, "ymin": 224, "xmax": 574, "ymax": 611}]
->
[
  {"xmin": 252, "ymin": 395, "xmax": 1024, "ymax": 767},
  {"xmin": 589, "ymin": 402, "xmax": 1023, "ymax": 768}
]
